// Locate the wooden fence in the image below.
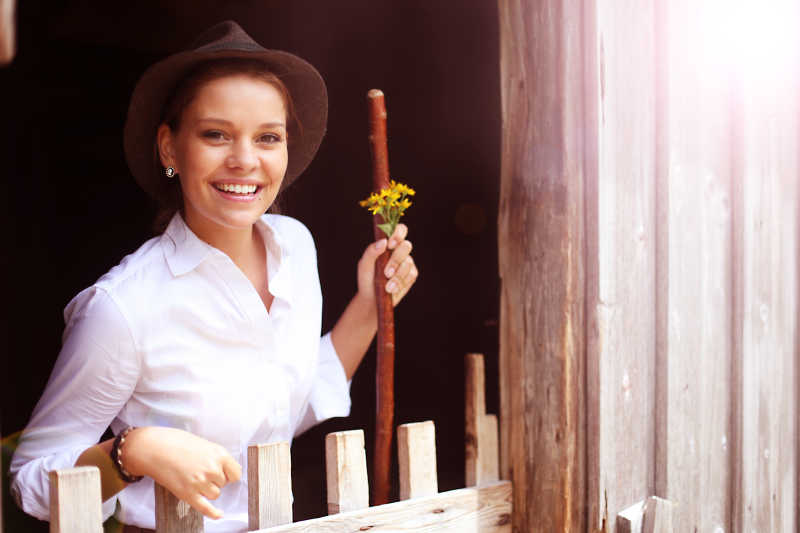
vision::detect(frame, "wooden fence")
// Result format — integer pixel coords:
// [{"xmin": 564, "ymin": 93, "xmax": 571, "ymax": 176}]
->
[{"xmin": 47, "ymin": 355, "xmax": 511, "ymax": 532}]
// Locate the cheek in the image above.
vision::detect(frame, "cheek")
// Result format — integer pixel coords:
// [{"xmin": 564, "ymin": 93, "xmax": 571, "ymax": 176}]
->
[
  {"xmin": 176, "ymin": 141, "xmax": 221, "ymax": 180},
  {"xmin": 260, "ymin": 148, "xmax": 289, "ymax": 180}
]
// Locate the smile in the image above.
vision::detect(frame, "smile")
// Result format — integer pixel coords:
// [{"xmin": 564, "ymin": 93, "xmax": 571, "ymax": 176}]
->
[{"xmin": 213, "ymin": 183, "xmax": 259, "ymax": 195}]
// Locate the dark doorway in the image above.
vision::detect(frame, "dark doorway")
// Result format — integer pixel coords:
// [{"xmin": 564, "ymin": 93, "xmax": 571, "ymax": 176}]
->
[{"xmin": 2, "ymin": 1, "xmax": 500, "ymax": 529}]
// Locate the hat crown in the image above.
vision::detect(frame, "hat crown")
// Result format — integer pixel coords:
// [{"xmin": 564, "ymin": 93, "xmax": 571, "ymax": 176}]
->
[{"xmin": 190, "ymin": 20, "xmax": 263, "ymax": 53}]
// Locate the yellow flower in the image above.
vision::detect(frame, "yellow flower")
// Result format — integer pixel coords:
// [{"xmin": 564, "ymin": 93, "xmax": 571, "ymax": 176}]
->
[{"xmin": 359, "ymin": 180, "xmax": 416, "ymax": 238}]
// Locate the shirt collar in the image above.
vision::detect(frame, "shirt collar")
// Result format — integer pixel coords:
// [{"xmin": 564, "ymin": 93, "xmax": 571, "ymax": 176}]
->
[
  {"xmin": 161, "ymin": 213, "xmax": 290, "ymax": 299},
  {"xmin": 162, "ymin": 214, "xmax": 217, "ymax": 277}
]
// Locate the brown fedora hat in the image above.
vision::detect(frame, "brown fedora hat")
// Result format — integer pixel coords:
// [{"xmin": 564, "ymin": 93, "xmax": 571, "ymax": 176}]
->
[{"xmin": 123, "ymin": 20, "xmax": 327, "ymax": 201}]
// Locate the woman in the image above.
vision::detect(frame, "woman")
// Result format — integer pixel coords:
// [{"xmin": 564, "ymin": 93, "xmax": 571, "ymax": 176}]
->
[{"xmin": 9, "ymin": 21, "xmax": 417, "ymax": 532}]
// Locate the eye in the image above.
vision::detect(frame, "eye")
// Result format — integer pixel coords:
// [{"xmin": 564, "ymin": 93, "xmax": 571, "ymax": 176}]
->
[
  {"xmin": 202, "ymin": 130, "xmax": 228, "ymax": 142},
  {"xmin": 256, "ymin": 133, "xmax": 283, "ymax": 144}
]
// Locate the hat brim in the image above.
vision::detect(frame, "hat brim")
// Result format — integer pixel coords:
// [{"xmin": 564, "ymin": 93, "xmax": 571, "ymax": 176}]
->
[{"xmin": 124, "ymin": 47, "xmax": 327, "ymax": 201}]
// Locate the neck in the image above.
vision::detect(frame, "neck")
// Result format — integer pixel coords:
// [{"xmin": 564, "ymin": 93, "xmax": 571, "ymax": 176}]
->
[{"xmin": 184, "ymin": 213, "xmax": 259, "ymax": 268}]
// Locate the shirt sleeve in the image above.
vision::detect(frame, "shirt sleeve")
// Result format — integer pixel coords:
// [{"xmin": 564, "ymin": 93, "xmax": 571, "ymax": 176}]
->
[
  {"xmin": 294, "ymin": 331, "xmax": 351, "ymax": 436},
  {"xmin": 9, "ymin": 287, "xmax": 140, "ymax": 521}
]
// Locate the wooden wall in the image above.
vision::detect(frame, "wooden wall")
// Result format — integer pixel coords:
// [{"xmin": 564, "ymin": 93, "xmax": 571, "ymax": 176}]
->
[{"xmin": 498, "ymin": 1, "xmax": 799, "ymax": 531}]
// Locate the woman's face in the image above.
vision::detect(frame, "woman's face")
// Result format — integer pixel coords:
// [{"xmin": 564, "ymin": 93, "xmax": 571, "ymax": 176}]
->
[{"xmin": 158, "ymin": 74, "xmax": 289, "ymax": 238}]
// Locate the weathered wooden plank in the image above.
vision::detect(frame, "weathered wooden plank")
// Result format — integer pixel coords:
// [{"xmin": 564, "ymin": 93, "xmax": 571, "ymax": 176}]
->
[
  {"xmin": 154, "ymin": 483, "xmax": 204, "ymax": 533},
  {"xmin": 497, "ymin": 0, "xmax": 586, "ymax": 530},
  {"xmin": 325, "ymin": 430, "xmax": 369, "ymax": 514},
  {"xmin": 465, "ymin": 354, "xmax": 499, "ymax": 487},
  {"xmin": 641, "ymin": 496, "xmax": 676, "ymax": 533},
  {"xmin": 398, "ymin": 421, "xmax": 438, "ymax": 500},
  {"xmin": 478, "ymin": 414, "xmax": 498, "ymax": 484},
  {"xmin": 584, "ymin": 0, "xmax": 657, "ymax": 530},
  {"xmin": 49, "ymin": 467, "xmax": 103, "ymax": 533},
  {"xmin": 248, "ymin": 442, "xmax": 292, "ymax": 530},
  {"xmin": 254, "ymin": 481, "xmax": 512, "ymax": 533},
  {"xmin": 732, "ymin": 46, "xmax": 800, "ymax": 532},
  {"xmin": 655, "ymin": 2, "xmax": 735, "ymax": 532},
  {"xmin": 616, "ymin": 499, "xmax": 645, "ymax": 533}
]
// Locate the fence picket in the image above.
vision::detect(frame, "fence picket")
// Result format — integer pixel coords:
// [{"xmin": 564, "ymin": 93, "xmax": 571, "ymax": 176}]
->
[
  {"xmin": 154, "ymin": 482, "xmax": 203, "ymax": 533},
  {"xmin": 397, "ymin": 421, "xmax": 438, "ymax": 500},
  {"xmin": 49, "ymin": 466, "xmax": 103, "ymax": 533},
  {"xmin": 465, "ymin": 353, "xmax": 500, "ymax": 486},
  {"xmin": 248, "ymin": 442, "xmax": 292, "ymax": 530},
  {"xmin": 324, "ymin": 429, "xmax": 369, "ymax": 514}
]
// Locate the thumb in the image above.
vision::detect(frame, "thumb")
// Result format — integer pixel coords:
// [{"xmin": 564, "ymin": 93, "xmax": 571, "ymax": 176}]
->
[
  {"xmin": 357, "ymin": 238, "xmax": 388, "ymax": 293},
  {"xmin": 362, "ymin": 238, "xmax": 388, "ymax": 264}
]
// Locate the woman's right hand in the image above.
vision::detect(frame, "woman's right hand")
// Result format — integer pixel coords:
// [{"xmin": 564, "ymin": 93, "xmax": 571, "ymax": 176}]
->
[{"xmin": 123, "ymin": 426, "xmax": 242, "ymax": 519}]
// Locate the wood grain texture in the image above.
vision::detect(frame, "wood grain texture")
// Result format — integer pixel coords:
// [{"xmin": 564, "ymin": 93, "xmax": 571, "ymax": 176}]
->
[
  {"xmin": 248, "ymin": 442, "xmax": 292, "ymax": 530},
  {"xmin": 732, "ymin": 48, "xmax": 800, "ymax": 532},
  {"xmin": 253, "ymin": 481, "xmax": 512, "ymax": 533},
  {"xmin": 641, "ymin": 496, "xmax": 676, "ymax": 533},
  {"xmin": 465, "ymin": 354, "xmax": 499, "ymax": 487},
  {"xmin": 154, "ymin": 483, "xmax": 203, "ymax": 533},
  {"xmin": 584, "ymin": 0, "xmax": 657, "ymax": 530},
  {"xmin": 498, "ymin": 1, "xmax": 586, "ymax": 531},
  {"xmin": 655, "ymin": 1, "xmax": 735, "ymax": 532},
  {"xmin": 398, "ymin": 421, "xmax": 438, "ymax": 500},
  {"xmin": 325, "ymin": 430, "xmax": 369, "ymax": 514},
  {"xmin": 616, "ymin": 499, "xmax": 645, "ymax": 533},
  {"xmin": 49, "ymin": 467, "xmax": 103, "ymax": 533}
]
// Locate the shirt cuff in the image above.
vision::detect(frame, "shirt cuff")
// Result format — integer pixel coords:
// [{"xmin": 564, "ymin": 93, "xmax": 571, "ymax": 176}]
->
[
  {"xmin": 10, "ymin": 447, "xmax": 118, "ymax": 522},
  {"xmin": 294, "ymin": 332, "xmax": 352, "ymax": 436}
]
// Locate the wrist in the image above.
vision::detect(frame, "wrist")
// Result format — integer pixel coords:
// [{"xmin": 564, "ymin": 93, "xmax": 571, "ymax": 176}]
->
[
  {"xmin": 110, "ymin": 427, "xmax": 145, "ymax": 483},
  {"xmin": 117, "ymin": 426, "xmax": 153, "ymax": 478}
]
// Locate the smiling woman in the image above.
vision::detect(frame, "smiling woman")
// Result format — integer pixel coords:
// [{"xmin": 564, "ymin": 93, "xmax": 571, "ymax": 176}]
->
[{"xmin": 8, "ymin": 20, "xmax": 418, "ymax": 533}]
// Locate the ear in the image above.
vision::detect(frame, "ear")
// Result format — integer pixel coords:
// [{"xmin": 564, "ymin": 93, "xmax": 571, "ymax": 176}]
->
[{"xmin": 156, "ymin": 124, "xmax": 177, "ymax": 169}]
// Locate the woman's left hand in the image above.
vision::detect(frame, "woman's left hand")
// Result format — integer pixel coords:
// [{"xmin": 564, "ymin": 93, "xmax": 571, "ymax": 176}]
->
[{"xmin": 357, "ymin": 223, "xmax": 418, "ymax": 307}]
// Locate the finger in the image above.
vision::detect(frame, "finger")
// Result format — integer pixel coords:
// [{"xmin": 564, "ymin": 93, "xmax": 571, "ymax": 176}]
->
[
  {"xmin": 200, "ymin": 482, "xmax": 222, "ymax": 501},
  {"xmin": 384, "ymin": 240, "xmax": 413, "ymax": 278},
  {"xmin": 386, "ymin": 257, "xmax": 417, "ymax": 294},
  {"xmin": 386, "ymin": 256, "xmax": 415, "ymax": 293},
  {"xmin": 188, "ymin": 494, "xmax": 224, "ymax": 519},
  {"xmin": 392, "ymin": 261, "xmax": 418, "ymax": 306},
  {"xmin": 360, "ymin": 238, "xmax": 388, "ymax": 266},
  {"xmin": 222, "ymin": 456, "xmax": 242, "ymax": 483},
  {"xmin": 205, "ymin": 468, "xmax": 227, "ymax": 488},
  {"xmin": 388, "ymin": 224, "xmax": 409, "ymax": 249}
]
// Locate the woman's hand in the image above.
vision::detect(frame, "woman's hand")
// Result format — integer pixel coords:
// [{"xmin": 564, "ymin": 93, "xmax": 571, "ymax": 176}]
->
[
  {"xmin": 330, "ymin": 223, "xmax": 419, "ymax": 379},
  {"xmin": 124, "ymin": 427, "xmax": 242, "ymax": 519},
  {"xmin": 357, "ymin": 223, "xmax": 418, "ymax": 307}
]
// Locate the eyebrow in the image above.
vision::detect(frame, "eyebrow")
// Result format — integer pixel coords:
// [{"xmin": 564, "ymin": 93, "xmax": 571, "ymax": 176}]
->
[{"xmin": 197, "ymin": 118, "xmax": 286, "ymax": 129}]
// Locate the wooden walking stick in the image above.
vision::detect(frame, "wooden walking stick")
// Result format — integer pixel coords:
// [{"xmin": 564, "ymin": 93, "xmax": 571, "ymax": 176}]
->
[{"xmin": 367, "ymin": 88, "xmax": 394, "ymax": 505}]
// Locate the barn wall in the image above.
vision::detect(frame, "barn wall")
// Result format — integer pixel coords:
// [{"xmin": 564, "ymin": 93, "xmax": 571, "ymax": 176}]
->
[{"xmin": 498, "ymin": 0, "xmax": 800, "ymax": 531}]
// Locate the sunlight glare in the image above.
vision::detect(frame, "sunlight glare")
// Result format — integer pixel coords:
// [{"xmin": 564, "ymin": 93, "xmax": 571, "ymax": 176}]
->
[{"xmin": 699, "ymin": 0, "xmax": 799, "ymax": 86}]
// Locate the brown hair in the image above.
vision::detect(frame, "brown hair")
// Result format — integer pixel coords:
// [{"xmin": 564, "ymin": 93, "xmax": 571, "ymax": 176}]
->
[{"xmin": 152, "ymin": 58, "xmax": 300, "ymax": 232}]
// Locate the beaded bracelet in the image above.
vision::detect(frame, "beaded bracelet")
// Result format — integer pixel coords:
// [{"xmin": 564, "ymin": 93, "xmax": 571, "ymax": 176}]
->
[{"xmin": 110, "ymin": 427, "xmax": 144, "ymax": 483}]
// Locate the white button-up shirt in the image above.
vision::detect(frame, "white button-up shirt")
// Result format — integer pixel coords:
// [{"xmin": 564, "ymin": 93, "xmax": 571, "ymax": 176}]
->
[{"xmin": 10, "ymin": 213, "xmax": 351, "ymax": 532}]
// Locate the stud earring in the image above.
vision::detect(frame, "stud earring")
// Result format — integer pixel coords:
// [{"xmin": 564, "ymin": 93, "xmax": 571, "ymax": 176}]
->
[{"xmin": 165, "ymin": 167, "xmax": 176, "ymax": 178}]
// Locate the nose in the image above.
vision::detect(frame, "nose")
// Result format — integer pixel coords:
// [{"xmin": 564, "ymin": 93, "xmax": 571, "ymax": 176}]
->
[{"xmin": 226, "ymin": 140, "xmax": 258, "ymax": 172}]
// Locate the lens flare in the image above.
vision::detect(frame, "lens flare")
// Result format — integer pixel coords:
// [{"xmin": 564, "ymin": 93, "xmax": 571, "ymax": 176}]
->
[{"xmin": 697, "ymin": 0, "xmax": 799, "ymax": 88}]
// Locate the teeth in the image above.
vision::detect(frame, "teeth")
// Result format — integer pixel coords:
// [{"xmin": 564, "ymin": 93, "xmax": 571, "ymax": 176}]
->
[{"xmin": 215, "ymin": 183, "xmax": 258, "ymax": 194}]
